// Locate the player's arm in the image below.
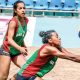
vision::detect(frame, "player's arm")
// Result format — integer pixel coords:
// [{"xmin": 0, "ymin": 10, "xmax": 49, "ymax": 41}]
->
[
  {"xmin": 61, "ymin": 47, "xmax": 74, "ymax": 55},
  {"xmin": 46, "ymin": 46, "xmax": 80, "ymax": 63},
  {"xmin": 7, "ymin": 21, "xmax": 27, "ymax": 54},
  {"xmin": 7, "ymin": 21, "xmax": 21, "ymax": 50}
]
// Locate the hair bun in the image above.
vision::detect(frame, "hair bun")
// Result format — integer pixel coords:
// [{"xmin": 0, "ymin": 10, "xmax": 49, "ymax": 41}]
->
[{"xmin": 39, "ymin": 31, "xmax": 46, "ymax": 37}]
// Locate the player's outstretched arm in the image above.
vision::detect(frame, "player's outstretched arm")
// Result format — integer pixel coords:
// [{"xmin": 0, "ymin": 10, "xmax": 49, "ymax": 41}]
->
[{"xmin": 46, "ymin": 46, "xmax": 80, "ymax": 63}]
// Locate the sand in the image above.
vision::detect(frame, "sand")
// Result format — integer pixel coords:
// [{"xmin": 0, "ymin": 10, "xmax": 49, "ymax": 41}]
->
[{"xmin": 8, "ymin": 47, "xmax": 80, "ymax": 80}]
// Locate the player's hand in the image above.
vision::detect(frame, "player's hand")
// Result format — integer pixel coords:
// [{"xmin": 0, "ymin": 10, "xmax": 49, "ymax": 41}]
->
[{"xmin": 19, "ymin": 47, "xmax": 27, "ymax": 55}]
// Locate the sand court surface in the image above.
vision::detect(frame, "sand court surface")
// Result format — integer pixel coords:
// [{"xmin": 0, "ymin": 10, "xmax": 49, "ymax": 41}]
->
[{"xmin": 8, "ymin": 47, "xmax": 80, "ymax": 80}]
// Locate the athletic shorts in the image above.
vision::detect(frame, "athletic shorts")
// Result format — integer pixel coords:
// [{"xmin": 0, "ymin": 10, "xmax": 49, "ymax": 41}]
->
[
  {"xmin": 0, "ymin": 47, "xmax": 20, "ymax": 57},
  {"xmin": 0, "ymin": 47, "xmax": 10, "ymax": 56},
  {"xmin": 16, "ymin": 74, "xmax": 36, "ymax": 80}
]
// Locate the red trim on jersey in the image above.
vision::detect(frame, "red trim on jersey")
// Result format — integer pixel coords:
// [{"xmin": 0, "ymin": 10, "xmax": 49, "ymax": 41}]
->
[
  {"xmin": 3, "ymin": 17, "xmax": 28, "ymax": 53},
  {"xmin": 25, "ymin": 17, "xmax": 29, "ymax": 24},
  {"xmin": 22, "ymin": 44, "xmax": 51, "ymax": 77},
  {"xmin": 3, "ymin": 17, "xmax": 18, "ymax": 52}
]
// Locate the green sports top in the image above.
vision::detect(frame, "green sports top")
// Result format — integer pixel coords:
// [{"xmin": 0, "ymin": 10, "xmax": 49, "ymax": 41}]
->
[
  {"xmin": 3, "ymin": 17, "xmax": 28, "ymax": 56},
  {"xmin": 18, "ymin": 44, "xmax": 58, "ymax": 77}
]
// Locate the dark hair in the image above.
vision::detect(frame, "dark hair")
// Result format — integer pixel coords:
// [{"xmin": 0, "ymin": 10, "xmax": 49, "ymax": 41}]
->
[
  {"xmin": 78, "ymin": 30, "xmax": 80, "ymax": 38},
  {"xmin": 13, "ymin": 0, "xmax": 25, "ymax": 17},
  {"xmin": 39, "ymin": 30, "xmax": 56, "ymax": 44}
]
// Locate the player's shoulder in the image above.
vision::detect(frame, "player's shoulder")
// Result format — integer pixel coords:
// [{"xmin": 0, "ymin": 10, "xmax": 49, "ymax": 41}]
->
[
  {"xmin": 42, "ymin": 44, "xmax": 56, "ymax": 51},
  {"xmin": 9, "ymin": 17, "xmax": 18, "ymax": 26},
  {"xmin": 7, "ymin": 17, "xmax": 19, "ymax": 33}
]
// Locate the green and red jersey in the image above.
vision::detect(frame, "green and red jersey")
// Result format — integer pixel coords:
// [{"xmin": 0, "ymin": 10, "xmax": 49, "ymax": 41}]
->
[
  {"xmin": 18, "ymin": 44, "xmax": 58, "ymax": 78},
  {"xmin": 2, "ymin": 16, "xmax": 28, "ymax": 56}
]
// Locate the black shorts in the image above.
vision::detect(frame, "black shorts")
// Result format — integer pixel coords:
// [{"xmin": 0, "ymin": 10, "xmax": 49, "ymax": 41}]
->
[
  {"xmin": 0, "ymin": 48, "xmax": 10, "ymax": 56},
  {"xmin": 16, "ymin": 74, "xmax": 36, "ymax": 80},
  {"xmin": 0, "ymin": 47, "xmax": 20, "ymax": 57}
]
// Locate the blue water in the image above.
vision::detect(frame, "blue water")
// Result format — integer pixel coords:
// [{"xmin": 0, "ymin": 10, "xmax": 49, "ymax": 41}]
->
[{"xmin": 33, "ymin": 17, "xmax": 80, "ymax": 48}]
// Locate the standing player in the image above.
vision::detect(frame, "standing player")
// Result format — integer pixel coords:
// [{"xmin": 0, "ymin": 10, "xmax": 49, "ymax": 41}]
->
[{"xmin": 0, "ymin": 1, "xmax": 28, "ymax": 80}]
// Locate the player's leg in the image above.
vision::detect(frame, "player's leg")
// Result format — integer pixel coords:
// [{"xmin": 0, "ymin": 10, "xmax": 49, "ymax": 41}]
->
[
  {"xmin": 11, "ymin": 54, "xmax": 26, "ymax": 68},
  {"xmin": 0, "ymin": 55, "xmax": 11, "ymax": 80},
  {"xmin": 10, "ymin": 54, "xmax": 26, "ymax": 80}
]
